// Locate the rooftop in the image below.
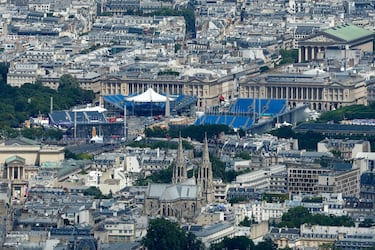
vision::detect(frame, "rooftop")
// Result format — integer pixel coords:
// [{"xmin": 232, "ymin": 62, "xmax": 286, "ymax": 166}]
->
[{"xmin": 323, "ymin": 24, "xmax": 373, "ymax": 42}]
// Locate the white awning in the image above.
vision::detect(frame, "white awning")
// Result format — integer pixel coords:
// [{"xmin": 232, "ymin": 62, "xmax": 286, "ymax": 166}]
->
[{"xmin": 125, "ymin": 88, "xmax": 174, "ymax": 103}]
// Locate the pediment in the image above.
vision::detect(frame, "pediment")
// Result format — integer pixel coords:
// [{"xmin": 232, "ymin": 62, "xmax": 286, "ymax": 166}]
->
[
  {"xmin": 329, "ymin": 82, "xmax": 345, "ymax": 88},
  {"xmin": 303, "ymin": 35, "xmax": 338, "ymax": 43},
  {"xmin": 105, "ymin": 75, "xmax": 123, "ymax": 81}
]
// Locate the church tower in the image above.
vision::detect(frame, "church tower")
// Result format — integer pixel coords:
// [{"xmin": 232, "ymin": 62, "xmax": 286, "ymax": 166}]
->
[
  {"xmin": 198, "ymin": 135, "xmax": 214, "ymax": 204},
  {"xmin": 172, "ymin": 134, "xmax": 187, "ymax": 184}
]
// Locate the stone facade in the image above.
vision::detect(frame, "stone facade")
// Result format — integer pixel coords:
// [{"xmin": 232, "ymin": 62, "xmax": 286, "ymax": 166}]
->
[{"xmin": 144, "ymin": 136, "xmax": 214, "ymax": 221}]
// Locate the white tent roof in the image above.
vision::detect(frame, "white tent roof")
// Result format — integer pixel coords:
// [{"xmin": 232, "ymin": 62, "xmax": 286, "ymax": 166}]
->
[{"xmin": 125, "ymin": 88, "xmax": 174, "ymax": 103}]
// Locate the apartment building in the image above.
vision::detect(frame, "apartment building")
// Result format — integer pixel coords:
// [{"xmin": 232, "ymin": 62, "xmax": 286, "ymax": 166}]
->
[
  {"xmin": 318, "ymin": 138, "xmax": 371, "ymax": 160},
  {"xmin": 316, "ymin": 168, "xmax": 361, "ymax": 197},
  {"xmin": 287, "ymin": 163, "xmax": 331, "ymax": 194}
]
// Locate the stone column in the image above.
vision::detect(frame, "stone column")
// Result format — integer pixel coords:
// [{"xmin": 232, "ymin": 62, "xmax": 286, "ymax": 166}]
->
[
  {"xmin": 299, "ymin": 47, "xmax": 303, "ymax": 62},
  {"xmin": 305, "ymin": 47, "xmax": 309, "ymax": 62}
]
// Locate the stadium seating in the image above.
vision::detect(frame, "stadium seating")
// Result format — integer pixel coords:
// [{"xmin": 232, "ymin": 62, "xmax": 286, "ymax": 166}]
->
[
  {"xmin": 244, "ymin": 118, "xmax": 254, "ymax": 129},
  {"xmin": 203, "ymin": 115, "xmax": 220, "ymax": 124},
  {"xmin": 229, "ymin": 98, "xmax": 253, "ymax": 113},
  {"xmin": 264, "ymin": 100, "xmax": 287, "ymax": 115},
  {"xmin": 194, "ymin": 116, "xmax": 205, "ymax": 126},
  {"xmin": 103, "ymin": 94, "xmax": 125, "ymax": 109},
  {"xmin": 85, "ymin": 111, "xmax": 107, "ymax": 122},
  {"xmin": 231, "ymin": 116, "xmax": 248, "ymax": 129},
  {"xmin": 217, "ymin": 115, "xmax": 235, "ymax": 126},
  {"xmin": 49, "ymin": 110, "xmax": 110, "ymax": 126},
  {"xmin": 194, "ymin": 98, "xmax": 287, "ymax": 130},
  {"xmin": 252, "ymin": 99, "xmax": 269, "ymax": 114},
  {"xmin": 49, "ymin": 111, "xmax": 70, "ymax": 125}
]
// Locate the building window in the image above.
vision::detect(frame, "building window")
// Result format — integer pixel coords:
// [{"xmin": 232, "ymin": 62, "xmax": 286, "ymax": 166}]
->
[{"xmin": 14, "ymin": 168, "xmax": 18, "ymax": 179}]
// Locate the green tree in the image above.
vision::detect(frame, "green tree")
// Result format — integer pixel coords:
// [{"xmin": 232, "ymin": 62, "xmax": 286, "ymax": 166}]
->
[
  {"xmin": 279, "ymin": 206, "xmax": 354, "ymax": 228},
  {"xmin": 0, "ymin": 67, "xmax": 95, "ymax": 127},
  {"xmin": 254, "ymin": 238, "xmax": 277, "ymax": 250},
  {"xmin": 83, "ymin": 186, "xmax": 112, "ymax": 199},
  {"xmin": 317, "ymin": 104, "xmax": 375, "ymax": 123},
  {"xmin": 0, "ymin": 62, "xmax": 9, "ymax": 83},
  {"xmin": 175, "ymin": 43, "xmax": 182, "ymax": 53},
  {"xmin": 58, "ymin": 74, "xmax": 79, "ymax": 89},
  {"xmin": 239, "ymin": 216, "xmax": 253, "ymax": 227},
  {"xmin": 210, "ymin": 236, "xmax": 254, "ymax": 250},
  {"xmin": 235, "ymin": 152, "xmax": 251, "ymax": 160},
  {"xmin": 83, "ymin": 186, "xmax": 103, "ymax": 198},
  {"xmin": 278, "ymin": 206, "xmax": 311, "ymax": 228},
  {"xmin": 359, "ymin": 218, "xmax": 374, "ymax": 227},
  {"xmin": 134, "ymin": 164, "xmax": 174, "ymax": 185},
  {"xmin": 229, "ymin": 196, "xmax": 249, "ymax": 205},
  {"xmin": 279, "ymin": 49, "xmax": 298, "ymax": 64},
  {"xmin": 142, "ymin": 218, "xmax": 203, "ymax": 250}
]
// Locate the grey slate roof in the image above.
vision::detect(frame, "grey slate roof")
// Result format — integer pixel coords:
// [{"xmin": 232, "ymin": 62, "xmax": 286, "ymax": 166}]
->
[{"xmin": 146, "ymin": 182, "xmax": 199, "ymax": 201}]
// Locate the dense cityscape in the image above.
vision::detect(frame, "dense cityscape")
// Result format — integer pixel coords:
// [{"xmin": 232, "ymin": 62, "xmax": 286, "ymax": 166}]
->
[{"xmin": 1, "ymin": 0, "xmax": 375, "ymax": 249}]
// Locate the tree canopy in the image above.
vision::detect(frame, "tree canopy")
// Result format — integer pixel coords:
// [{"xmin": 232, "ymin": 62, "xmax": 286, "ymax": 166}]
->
[
  {"xmin": 278, "ymin": 206, "xmax": 355, "ymax": 228},
  {"xmin": 145, "ymin": 124, "xmax": 235, "ymax": 142},
  {"xmin": 268, "ymin": 126, "xmax": 325, "ymax": 151},
  {"xmin": 279, "ymin": 49, "xmax": 298, "ymax": 64},
  {"xmin": 210, "ymin": 237, "xmax": 277, "ymax": 250},
  {"xmin": 0, "ymin": 63, "xmax": 95, "ymax": 128},
  {"xmin": 317, "ymin": 104, "xmax": 375, "ymax": 123},
  {"xmin": 83, "ymin": 186, "xmax": 112, "ymax": 199},
  {"xmin": 142, "ymin": 218, "xmax": 203, "ymax": 250}
]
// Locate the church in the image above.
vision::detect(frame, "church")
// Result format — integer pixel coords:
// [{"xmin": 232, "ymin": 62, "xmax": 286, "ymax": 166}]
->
[{"xmin": 144, "ymin": 135, "xmax": 214, "ymax": 222}]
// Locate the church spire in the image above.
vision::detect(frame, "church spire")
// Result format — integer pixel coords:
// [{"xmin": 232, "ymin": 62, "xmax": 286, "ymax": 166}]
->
[
  {"xmin": 198, "ymin": 133, "xmax": 214, "ymax": 204},
  {"xmin": 172, "ymin": 133, "xmax": 187, "ymax": 184}
]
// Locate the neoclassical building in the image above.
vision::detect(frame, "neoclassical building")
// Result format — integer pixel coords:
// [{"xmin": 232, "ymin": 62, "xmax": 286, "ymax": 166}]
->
[
  {"xmin": 101, "ymin": 65, "xmax": 260, "ymax": 109},
  {"xmin": 298, "ymin": 24, "xmax": 373, "ymax": 63},
  {"xmin": 6, "ymin": 156, "xmax": 27, "ymax": 199},
  {"xmin": 238, "ymin": 70, "xmax": 368, "ymax": 111},
  {"xmin": 144, "ymin": 136, "xmax": 214, "ymax": 221},
  {"xmin": 0, "ymin": 137, "xmax": 65, "ymax": 166}
]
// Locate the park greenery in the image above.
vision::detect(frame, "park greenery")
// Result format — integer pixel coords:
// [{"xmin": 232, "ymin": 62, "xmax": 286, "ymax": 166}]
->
[
  {"xmin": 134, "ymin": 164, "xmax": 175, "ymax": 186},
  {"xmin": 83, "ymin": 186, "xmax": 112, "ymax": 199},
  {"xmin": 238, "ymin": 216, "xmax": 255, "ymax": 227},
  {"xmin": 269, "ymin": 126, "xmax": 325, "ymax": 151},
  {"xmin": 210, "ymin": 237, "xmax": 278, "ymax": 250},
  {"xmin": 0, "ymin": 63, "xmax": 95, "ymax": 128},
  {"xmin": 145, "ymin": 124, "xmax": 239, "ymax": 142},
  {"xmin": 0, "ymin": 127, "xmax": 64, "ymax": 141},
  {"xmin": 279, "ymin": 49, "xmax": 298, "ymax": 64},
  {"xmin": 317, "ymin": 103, "xmax": 375, "ymax": 123},
  {"xmin": 228, "ymin": 196, "xmax": 249, "ymax": 205},
  {"xmin": 142, "ymin": 218, "xmax": 203, "ymax": 250},
  {"xmin": 262, "ymin": 193, "xmax": 289, "ymax": 203},
  {"xmin": 235, "ymin": 151, "xmax": 252, "ymax": 160},
  {"xmin": 142, "ymin": 218, "xmax": 280, "ymax": 250},
  {"xmin": 278, "ymin": 206, "xmax": 354, "ymax": 228},
  {"xmin": 64, "ymin": 149, "xmax": 94, "ymax": 161}
]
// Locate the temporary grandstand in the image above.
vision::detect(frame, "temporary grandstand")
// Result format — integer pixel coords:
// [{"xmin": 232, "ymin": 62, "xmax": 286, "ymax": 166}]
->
[
  {"xmin": 194, "ymin": 98, "xmax": 290, "ymax": 131},
  {"xmin": 103, "ymin": 88, "xmax": 197, "ymax": 116},
  {"xmin": 49, "ymin": 105, "xmax": 125, "ymax": 142}
]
